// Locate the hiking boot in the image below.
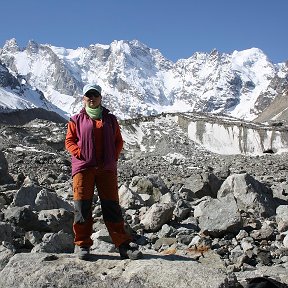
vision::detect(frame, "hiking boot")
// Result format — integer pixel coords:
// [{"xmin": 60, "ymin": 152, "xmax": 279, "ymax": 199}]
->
[
  {"xmin": 119, "ymin": 242, "xmax": 143, "ymax": 260},
  {"xmin": 75, "ymin": 246, "xmax": 90, "ymax": 260}
]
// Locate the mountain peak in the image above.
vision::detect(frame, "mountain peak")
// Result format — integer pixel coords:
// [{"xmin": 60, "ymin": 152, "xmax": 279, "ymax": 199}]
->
[
  {"xmin": 0, "ymin": 39, "xmax": 287, "ymax": 122},
  {"xmin": 3, "ymin": 38, "xmax": 20, "ymax": 53},
  {"xmin": 209, "ymin": 48, "xmax": 219, "ymax": 56},
  {"xmin": 26, "ymin": 40, "xmax": 39, "ymax": 54},
  {"xmin": 231, "ymin": 47, "xmax": 269, "ymax": 62}
]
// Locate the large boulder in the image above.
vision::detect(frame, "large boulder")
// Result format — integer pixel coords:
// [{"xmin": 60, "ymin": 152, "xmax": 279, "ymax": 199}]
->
[
  {"xmin": 13, "ymin": 181, "xmax": 73, "ymax": 212},
  {"xmin": 217, "ymin": 173, "xmax": 277, "ymax": 217},
  {"xmin": 0, "ymin": 252, "xmax": 231, "ymax": 288},
  {"xmin": 4, "ymin": 206, "xmax": 41, "ymax": 231},
  {"xmin": 196, "ymin": 194, "xmax": 242, "ymax": 237},
  {"xmin": 181, "ymin": 172, "xmax": 223, "ymax": 199}
]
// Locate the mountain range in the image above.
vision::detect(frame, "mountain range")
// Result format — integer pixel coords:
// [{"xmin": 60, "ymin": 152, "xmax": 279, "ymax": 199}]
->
[
  {"xmin": 0, "ymin": 39, "xmax": 288, "ymax": 287},
  {"xmin": 0, "ymin": 38, "xmax": 287, "ymax": 123}
]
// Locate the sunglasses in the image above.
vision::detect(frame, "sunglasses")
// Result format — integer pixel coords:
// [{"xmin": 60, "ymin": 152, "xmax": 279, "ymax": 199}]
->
[{"xmin": 85, "ymin": 91, "xmax": 101, "ymax": 98}]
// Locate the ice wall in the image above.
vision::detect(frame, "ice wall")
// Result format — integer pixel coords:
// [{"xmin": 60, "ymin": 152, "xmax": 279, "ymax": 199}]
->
[{"xmin": 178, "ymin": 114, "xmax": 288, "ymax": 155}]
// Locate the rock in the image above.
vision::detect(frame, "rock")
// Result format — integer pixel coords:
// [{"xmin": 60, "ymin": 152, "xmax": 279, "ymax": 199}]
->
[
  {"xmin": 240, "ymin": 237, "xmax": 254, "ymax": 252},
  {"xmin": 153, "ymin": 237, "xmax": 177, "ymax": 251},
  {"xmin": 37, "ymin": 208, "xmax": 74, "ymax": 234},
  {"xmin": 34, "ymin": 189, "xmax": 73, "ymax": 212},
  {"xmin": 119, "ymin": 184, "xmax": 145, "ymax": 209},
  {"xmin": 182, "ymin": 172, "xmax": 222, "ymax": 199},
  {"xmin": 0, "ymin": 252, "xmax": 231, "ymax": 288},
  {"xmin": 283, "ymin": 234, "xmax": 288, "ymax": 249},
  {"xmin": 197, "ymin": 194, "xmax": 242, "ymax": 237},
  {"xmin": 93, "ymin": 229, "xmax": 113, "ymax": 244},
  {"xmin": 217, "ymin": 173, "xmax": 277, "ymax": 217},
  {"xmin": 12, "ymin": 182, "xmax": 42, "ymax": 207},
  {"xmin": 235, "ymin": 265, "xmax": 288, "ymax": 287},
  {"xmin": 157, "ymin": 224, "xmax": 176, "ymax": 238},
  {"xmin": 276, "ymin": 205, "xmax": 288, "ymax": 232},
  {"xmin": 178, "ymin": 186, "xmax": 195, "ymax": 201},
  {"xmin": 1, "ymin": 116, "xmax": 288, "ymax": 286},
  {"xmin": 90, "ymin": 238, "xmax": 115, "ymax": 253},
  {"xmin": 129, "ymin": 176, "xmax": 153, "ymax": 194},
  {"xmin": 31, "ymin": 231, "xmax": 74, "ymax": 253},
  {"xmin": 249, "ymin": 221, "xmax": 275, "ymax": 241},
  {"xmin": 0, "ymin": 222, "xmax": 13, "ymax": 242},
  {"xmin": 0, "ymin": 150, "xmax": 13, "ymax": 185},
  {"xmin": 129, "ymin": 175, "xmax": 169, "ymax": 203},
  {"xmin": 4, "ymin": 206, "xmax": 40, "ymax": 231},
  {"xmin": 140, "ymin": 203, "xmax": 175, "ymax": 232},
  {"xmin": 173, "ymin": 199, "xmax": 191, "ymax": 221},
  {"xmin": 0, "ymin": 243, "xmax": 15, "ymax": 271},
  {"xmin": 25, "ymin": 231, "xmax": 44, "ymax": 246}
]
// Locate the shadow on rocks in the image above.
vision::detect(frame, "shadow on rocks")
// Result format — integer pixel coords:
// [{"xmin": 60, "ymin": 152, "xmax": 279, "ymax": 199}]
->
[{"xmin": 79, "ymin": 253, "xmax": 197, "ymax": 262}]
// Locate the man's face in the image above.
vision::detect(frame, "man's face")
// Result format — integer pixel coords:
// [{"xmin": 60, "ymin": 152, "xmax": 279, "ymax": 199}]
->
[{"xmin": 83, "ymin": 90, "xmax": 101, "ymax": 108}]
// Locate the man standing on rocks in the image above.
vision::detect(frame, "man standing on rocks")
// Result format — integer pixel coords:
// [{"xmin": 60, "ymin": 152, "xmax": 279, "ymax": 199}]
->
[{"xmin": 65, "ymin": 83, "xmax": 142, "ymax": 260}]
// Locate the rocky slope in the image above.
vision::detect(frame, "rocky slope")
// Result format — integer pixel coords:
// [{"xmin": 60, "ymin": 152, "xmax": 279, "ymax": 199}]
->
[
  {"xmin": 0, "ymin": 113, "xmax": 287, "ymax": 287},
  {"xmin": 255, "ymin": 90, "xmax": 288, "ymax": 124}
]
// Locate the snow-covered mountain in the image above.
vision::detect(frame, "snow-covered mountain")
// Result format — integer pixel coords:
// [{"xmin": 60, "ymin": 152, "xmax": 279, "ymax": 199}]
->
[{"xmin": 0, "ymin": 38, "xmax": 287, "ymax": 121}]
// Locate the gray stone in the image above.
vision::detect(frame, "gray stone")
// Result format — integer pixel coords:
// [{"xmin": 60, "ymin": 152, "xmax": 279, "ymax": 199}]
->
[
  {"xmin": 12, "ymin": 182, "xmax": 42, "ymax": 207},
  {"xmin": 283, "ymin": 234, "xmax": 288, "ymax": 249},
  {"xmin": 140, "ymin": 203, "xmax": 175, "ymax": 232},
  {"xmin": 4, "ymin": 206, "xmax": 40, "ymax": 231},
  {"xmin": 34, "ymin": 189, "xmax": 74, "ymax": 212},
  {"xmin": 0, "ymin": 222, "xmax": 13, "ymax": 243},
  {"xmin": 37, "ymin": 208, "xmax": 74, "ymax": 234},
  {"xmin": 0, "ymin": 243, "xmax": 15, "ymax": 271},
  {"xmin": 217, "ymin": 173, "xmax": 277, "ymax": 217},
  {"xmin": 276, "ymin": 205, "xmax": 288, "ymax": 232},
  {"xmin": 0, "ymin": 252, "xmax": 231, "ymax": 288},
  {"xmin": 153, "ymin": 237, "xmax": 177, "ymax": 251},
  {"xmin": 182, "ymin": 172, "xmax": 222, "ymax": 199},
  {"xmin": 119, "ymin": 184, "xmax": 144, "ymax": 210},
  {"xmin": 173, "ymin": 199, "xmax": 191, "ymax": 221},
  {"xmin": 197, "ymin": 194, "xmax": 242, "ymax": 237},
  {"xmin": 25, "ymin": 231, "xmax": 44, "ymax": 246},
  {"xmin": 249, "ymin": 221, "xmax": 275, "ymax": 241},
  {"xmin": 0, "ymin": 150, "xmax": 12, "ymax": 185},
  {"xmin": 31, "ymin": 231, "xmax": 74, "ymax": 253},
  {"xmin": 93, "ymin": 229, "xmax": 113, "ymax": 244}
]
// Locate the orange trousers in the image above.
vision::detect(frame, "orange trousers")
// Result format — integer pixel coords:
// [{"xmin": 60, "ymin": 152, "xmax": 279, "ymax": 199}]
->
[{"xmin": 72, "ymin": 167, "xmax": 131, "ymax": 248}]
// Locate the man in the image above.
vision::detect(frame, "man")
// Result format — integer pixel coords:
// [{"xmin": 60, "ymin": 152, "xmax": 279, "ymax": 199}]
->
[{"xmin": 65, "ymin": 83, "xmax": 142, "ymax": 260}]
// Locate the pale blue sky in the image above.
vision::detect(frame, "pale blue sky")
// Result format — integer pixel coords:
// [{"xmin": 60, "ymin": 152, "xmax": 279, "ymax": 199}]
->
[{"xmin": 1, "ymin": 0, "xmax": 287, "ymax": 63}]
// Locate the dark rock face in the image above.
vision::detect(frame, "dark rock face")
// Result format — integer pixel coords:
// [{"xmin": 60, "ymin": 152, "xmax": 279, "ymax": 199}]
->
[
  {"xmin": 0, "ymin": 113, "xmax": 287, "ymax": 287},
  {"xmin": 0, "ymin": 150, "xmax": 9, "ymax": 183},
  {"xmin": 0, "ymin": 62, "xmax": 19, "ymax": 89},
  {"xmin": 0, "ymin": 108, "xmax": 67, "ymax": 125}
]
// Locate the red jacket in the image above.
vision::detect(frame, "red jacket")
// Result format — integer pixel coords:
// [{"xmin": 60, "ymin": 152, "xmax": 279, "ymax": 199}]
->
[{"xmin": 65, "ymin": 107, "xmax": 123, "ymax": 176}]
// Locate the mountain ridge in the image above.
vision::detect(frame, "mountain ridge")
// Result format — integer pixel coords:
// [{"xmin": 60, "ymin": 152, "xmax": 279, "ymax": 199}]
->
[{"xmin": 0, "ymin": 38, "xmax": 287, "ymax": 122}]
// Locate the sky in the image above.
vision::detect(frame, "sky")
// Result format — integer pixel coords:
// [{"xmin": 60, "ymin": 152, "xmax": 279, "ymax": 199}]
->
[{"xmin": 0, "ymin": 0, "xmax": 287, "ymax": 64}]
